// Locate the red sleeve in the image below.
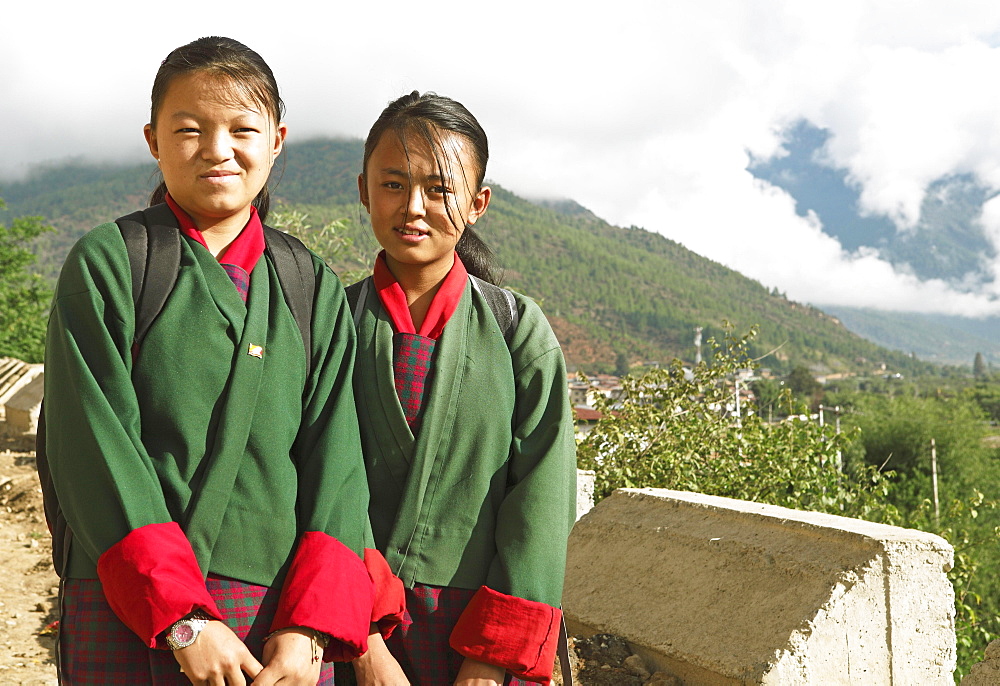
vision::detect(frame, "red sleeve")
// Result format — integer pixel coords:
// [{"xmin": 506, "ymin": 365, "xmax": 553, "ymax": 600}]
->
[
  {"xmin": 270, "ymin": 531, "xmax": 374, "ymax": 662},
  {"xmin": 363, "ymin": 548, "xmax": 406, "ymax": 639},
  {"xmin": 449, "ymin": 585, "xmax": 561, "ymax": 684},
  {"xmin": 96, "ymin": 522, "xmax": 222, "ymax": 648}
]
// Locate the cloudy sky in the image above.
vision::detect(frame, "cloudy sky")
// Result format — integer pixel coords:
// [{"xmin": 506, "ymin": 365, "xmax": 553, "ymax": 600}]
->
[{"xmin": 6, "ymin": 0, "xmax": 1000, "ymax": 316}]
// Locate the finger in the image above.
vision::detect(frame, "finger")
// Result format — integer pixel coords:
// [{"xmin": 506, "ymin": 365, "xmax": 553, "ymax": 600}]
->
[
  {"xmin": 243, "ymin": 654, "xmax": 265, "ymax": 682},
  {"xmin": 250, "ymin": 664, "xmax": 279, "ymax": 686}
]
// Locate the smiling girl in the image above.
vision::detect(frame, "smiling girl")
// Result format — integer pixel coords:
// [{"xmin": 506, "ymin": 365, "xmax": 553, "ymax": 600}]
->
[
  {"xmin": 346, "ymin": 92, "xmax": 577, "ymax": 686},
  {"xmin": 43, "ymin": 36, "xmax": 376, "ymax": 685}
]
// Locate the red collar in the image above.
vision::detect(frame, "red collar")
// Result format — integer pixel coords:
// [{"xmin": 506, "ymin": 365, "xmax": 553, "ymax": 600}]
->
[
  {"xmin": 373, "ymin": 251, "xmax": 468, "ymax": 340},
  {"xmin": 165, "ymin": 194, "xmax": 265, "ymax": 275}
]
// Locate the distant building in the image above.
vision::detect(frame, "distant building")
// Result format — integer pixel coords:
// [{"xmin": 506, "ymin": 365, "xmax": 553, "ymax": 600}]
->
[
  {"xmin": 567, "ymin": 373, "xmax": 623, "ymax": 409},
  {"xmin": 572, "ymin": 406, "xmax": 603, "ymax": 439}
]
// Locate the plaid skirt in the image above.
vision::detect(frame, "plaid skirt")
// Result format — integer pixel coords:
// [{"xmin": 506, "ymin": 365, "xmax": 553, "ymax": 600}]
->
[
  {"xmin": 59, "ymin": 575, "xmax": 336, "ymax": 685},
  {"xmin": 386, "ymin": 584, "xmax": 527, "ymax": 686}
]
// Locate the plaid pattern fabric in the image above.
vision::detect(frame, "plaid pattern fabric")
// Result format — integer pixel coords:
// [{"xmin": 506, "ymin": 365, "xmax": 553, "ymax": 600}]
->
[
  {"xmin": 221, "ymin": 263, "xmax": 251, "ymax": 302},
  {"xmin": 383, "ymin": 584, "xmax": 527, "ymax": 686},
  {"xmin": 59, "ymin": 575, "xmax": 336, "ymax": 684},
  {"xmin": 393, "ymin": 333, "xmax": 436, "ymax": 430}
]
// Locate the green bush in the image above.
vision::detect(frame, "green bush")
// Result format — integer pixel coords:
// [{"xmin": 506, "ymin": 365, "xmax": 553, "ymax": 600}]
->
[
  {"xmin": 578, "ymin": 326, "xmax": 896, "ymax": 521},
  {"xmin": 0, "ymin": 199, "xmax": 52, "ymax": 362}
]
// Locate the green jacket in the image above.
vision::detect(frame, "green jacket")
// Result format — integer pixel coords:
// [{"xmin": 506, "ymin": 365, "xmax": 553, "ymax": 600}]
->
[
  {"xmin": 352, "ymin": 280, "xmax": 576, "ymax": 607},
  {"xmin": 45, "ymin": 222, "xmax": 368, "ymax": 584}
]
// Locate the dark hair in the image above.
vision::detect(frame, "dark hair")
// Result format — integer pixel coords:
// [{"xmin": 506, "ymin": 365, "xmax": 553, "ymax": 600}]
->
[
  {"xmin": 147, "ymin": 36, "xmax": 284, "ymax": 221},
  {"xmin": 362, "ymin": 91, "xmax": 501, "ymax": 284}
]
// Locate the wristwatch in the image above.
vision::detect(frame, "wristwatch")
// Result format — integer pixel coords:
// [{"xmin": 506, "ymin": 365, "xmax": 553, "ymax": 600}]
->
[{"xmin": 166, "ymin": 611, "xmax": 211, "ymax": 650}]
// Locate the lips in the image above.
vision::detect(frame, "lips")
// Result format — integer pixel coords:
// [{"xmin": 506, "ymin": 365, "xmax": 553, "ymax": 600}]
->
[
  {"xmin": 396, "ymin": 225, "xmax": 429, "ymax": 239},
  {"xmin": 201, "ymin": 169, "xmax": 239, "ymax": 179}
]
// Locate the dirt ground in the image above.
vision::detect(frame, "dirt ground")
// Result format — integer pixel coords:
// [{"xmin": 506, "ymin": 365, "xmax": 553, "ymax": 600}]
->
[
  {"xmin": 0, "ymin": 443, "xmax": 672, "ymax": 685},
  {"xmin": 0, "ymin": 443, "xmax": 59, "ymax": 685}
]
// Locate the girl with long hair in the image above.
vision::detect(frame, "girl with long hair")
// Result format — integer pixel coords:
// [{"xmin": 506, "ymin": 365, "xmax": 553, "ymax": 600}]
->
[{"xmin": 347, "ymin": 91, "xmax": 576, "ymax": 685}]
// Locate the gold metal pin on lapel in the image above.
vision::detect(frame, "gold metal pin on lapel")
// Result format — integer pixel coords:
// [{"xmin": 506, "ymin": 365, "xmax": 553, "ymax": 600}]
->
[{"xmin": 248, "ymin": 344, "xmax": 264, "ymax": 359}]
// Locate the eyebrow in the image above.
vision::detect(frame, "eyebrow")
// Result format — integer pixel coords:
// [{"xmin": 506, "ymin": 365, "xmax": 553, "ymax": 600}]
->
[
  {"xmin": 167, "ymin": 109, "xmax": 263, "ymax": 120},
  {"xmin": 380, "ymin": 167, "xmax": 447, "ymax": 182}
]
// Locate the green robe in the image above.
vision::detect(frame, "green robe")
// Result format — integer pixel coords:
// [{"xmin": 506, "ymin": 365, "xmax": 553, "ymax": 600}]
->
[
  {"xmin": 44, "ymin": 222, "xmax": 368, "ymax": 585},
  {"xmin": 352, "ymin": 280, "xmax": 576, "ymax": 608}
]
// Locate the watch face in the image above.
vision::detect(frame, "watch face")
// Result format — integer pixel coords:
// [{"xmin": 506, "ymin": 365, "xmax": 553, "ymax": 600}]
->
[{"xmin": 173, "ymin": 623, "xmax": 195, "ymax": 644}]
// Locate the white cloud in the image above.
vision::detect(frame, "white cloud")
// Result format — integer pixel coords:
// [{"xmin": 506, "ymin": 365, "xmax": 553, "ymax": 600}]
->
[{"xmin": 7, "ymin": 0, "xmax": 1000, "ymax": 316}]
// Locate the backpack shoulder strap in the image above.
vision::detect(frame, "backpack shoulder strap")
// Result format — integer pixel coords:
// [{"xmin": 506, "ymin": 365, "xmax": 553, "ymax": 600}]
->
[
  {"xmin": 558, "ymin": 614, "xmax": 574, "ymax": 685},
  {"xmin": 345, "ymin": 277, "xmax": 371, "ymax": 328},
  {"xmin": 34, "ymin": 402, "xmax": 72, "ymax": 578},
  {"xmin": 116, "ymin": 203, "xmax": 181, "ymax": 347},
  {"xmin": 263, "ymin": 226, "xmax": 315, "ymax": 377},
  {"xmin": 469, "ymin": 275, "xmax": 519, "ymax": 346},
  {"xmin": 41, "ymin": 203, "xmax": 181, "ymax": 578}
]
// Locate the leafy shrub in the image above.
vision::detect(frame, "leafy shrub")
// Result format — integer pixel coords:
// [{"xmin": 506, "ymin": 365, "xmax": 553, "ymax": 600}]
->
[{"xmin": 578, "ymin": 326, "xmax": 897, "ymax": 522}]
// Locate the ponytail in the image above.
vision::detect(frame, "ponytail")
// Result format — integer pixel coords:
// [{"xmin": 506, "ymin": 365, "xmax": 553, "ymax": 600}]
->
[
  {"xmin": 363, "ymin": 92, "xmax": 502, "ymax": 284},
  {"xmin": 457, "ymin": 227, "xmax": 502, "ymax": 285}
]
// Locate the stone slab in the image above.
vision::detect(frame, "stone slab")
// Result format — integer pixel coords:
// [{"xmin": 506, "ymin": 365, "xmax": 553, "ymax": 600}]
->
[{"xmin": 564, "ymin": 488, "xmax": 955, "ymax": 684}]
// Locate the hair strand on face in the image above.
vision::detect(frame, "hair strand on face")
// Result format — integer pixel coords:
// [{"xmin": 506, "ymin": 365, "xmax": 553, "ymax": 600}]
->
[{"xmin": 363, "ymin": 91, "xmax": 501, "ymax": 285}]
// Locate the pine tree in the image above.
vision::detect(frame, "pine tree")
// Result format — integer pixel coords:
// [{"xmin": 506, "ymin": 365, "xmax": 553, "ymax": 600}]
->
[{"xmin": 974, "ymin": 352, "xmax": 987, "ymax": 379}]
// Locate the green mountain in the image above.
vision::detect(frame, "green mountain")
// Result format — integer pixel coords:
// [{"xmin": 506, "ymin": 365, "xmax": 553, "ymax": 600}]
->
[
  {"xmin": 819, "ymin": 305, "xmax": 1000, "ymax": 368},
  {"xmin": 0, "ymin": 138, "xmax": 931, "ymax": 375}
]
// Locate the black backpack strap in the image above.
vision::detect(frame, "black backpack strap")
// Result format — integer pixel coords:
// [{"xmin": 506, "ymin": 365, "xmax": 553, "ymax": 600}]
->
[
  {"xmin": 34, "ymin": 401, "xmax": 72, "ymax": 578},
  {"xmin": 558, "ymin": 613, "xmax": 574, "ymax": 685},
  {"xmin": 263, "ymin": 226, "xmax": 315, "ymax": 378},
  {"xmin": 345, "ymin": 277, "xmax": 371, "ymax": 328},
  {"xmin": 116, "ymin": 203, "xmax": 181, "ymax": 347},
  {"xmin": 469, "ymin": 275, "xmax": 519, "ymax": 346},
  {"xmin": 41, "ymin": 204, "xmax": 182, "ymax": 578}
]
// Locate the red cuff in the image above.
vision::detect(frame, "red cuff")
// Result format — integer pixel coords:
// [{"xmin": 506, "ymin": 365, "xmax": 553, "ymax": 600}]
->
[
  {"xmin": 96, "ymin": 522, "xmax": 221, "ymax": 648},
  {"xmin": 449, "ymin": 586, "xmax": 561, "ymax": 684},
  {"xmin": 271, "ymin": 532, "xmax": 374, "ymax": 662},
  {"xmin": 363, "ymin": 549, "xmax": 405, "ymax": 639}
]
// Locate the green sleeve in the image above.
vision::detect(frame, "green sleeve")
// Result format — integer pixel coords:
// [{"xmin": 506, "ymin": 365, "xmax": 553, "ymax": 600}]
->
[
  {"xmin": 291, "ymin": 256, "xmax": 370, "ymax": 555},
  {"xmin": 486, "ymin": 297, "xmax": 577, "ymax": 606},
  {"xmin": 44, "ymin": 224, "xmax": 174, "ymax": 567}
]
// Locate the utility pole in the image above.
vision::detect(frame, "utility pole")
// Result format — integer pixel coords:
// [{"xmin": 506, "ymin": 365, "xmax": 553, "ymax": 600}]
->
[
  {"xmin": 931, "ymin": 438, "xmax": 940, "ymax": 528},
  {"xmin": 818, "ymin": 404, "xmax": 844, "ymax": 472}
]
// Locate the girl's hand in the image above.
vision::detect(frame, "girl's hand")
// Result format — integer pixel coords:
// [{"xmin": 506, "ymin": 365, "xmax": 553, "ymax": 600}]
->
[
  {"xmin": 454, "ymin": 657, "xmax": 505, "ymax": 686},
  {"xmin": 173, "ymin": 620, "xmax": 263, "ymax": 685},
  {"xmin": 352, "ymin": 629, "xmax": 410, "ymax": 685},
  {"xmin": 253, "ymin": 628, "xmax": 323, "ymax": 686}
]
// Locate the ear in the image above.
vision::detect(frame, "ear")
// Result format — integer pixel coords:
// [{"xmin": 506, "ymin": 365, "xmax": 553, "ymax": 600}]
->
[
  {"xmin": 271, "ymin": 122, "xmax": 288, "ymax": 161},
  {"xmin": 144, "ymin": 124, "xmax": 159, "ymax": 160},
  {"xmin": 358, "ymin": 173, "xmax": 370, "ymax": 212},
  {"xmin": 466, "ymin": 185, "xmax": 491, "ymax": 226}
]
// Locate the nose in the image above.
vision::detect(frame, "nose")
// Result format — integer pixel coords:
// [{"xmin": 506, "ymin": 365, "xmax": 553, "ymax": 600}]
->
[
  {"xmin": 404, "ymin": 187, "xmax": 426, "ymax": 221},
  {"xmin": 201, "ymin": 130, "xmax": 234, "ymax": 163}
]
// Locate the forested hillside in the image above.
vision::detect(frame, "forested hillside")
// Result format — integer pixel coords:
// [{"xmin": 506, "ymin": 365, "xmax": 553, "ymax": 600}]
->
[{"xmin": 0, "ymin": 137, "xmax": 931, "ymax": 374}]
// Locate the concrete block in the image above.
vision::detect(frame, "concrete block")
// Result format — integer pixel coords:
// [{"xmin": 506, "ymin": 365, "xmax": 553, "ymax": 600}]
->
[
  {"xmin": 564, "ymin": 488, "xmax": 955, "ymax": 684},
  {"xmin": 5, "ymin": 371, "xmax": 43, "ymax": 437},
  {"xmin": 0, "ymin": 359, "xmax": 41, "ymax": 420}
]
